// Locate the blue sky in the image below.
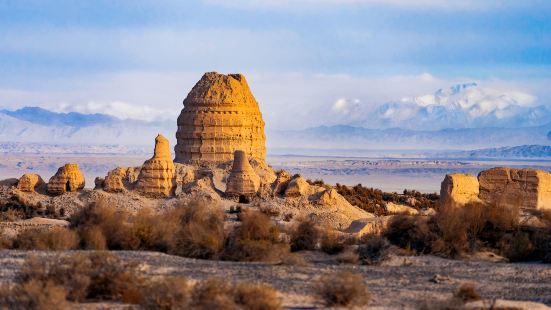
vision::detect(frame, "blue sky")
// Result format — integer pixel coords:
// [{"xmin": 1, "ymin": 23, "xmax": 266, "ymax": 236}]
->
[{"xmin": 0, "ymin": 0, "xmax": 550, "ymax": 129}]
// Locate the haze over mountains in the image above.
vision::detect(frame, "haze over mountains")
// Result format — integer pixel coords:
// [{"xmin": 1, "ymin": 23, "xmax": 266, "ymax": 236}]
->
[{"xmin": 1, "ymin": 83, "xmax": 551, "ymax": 158}]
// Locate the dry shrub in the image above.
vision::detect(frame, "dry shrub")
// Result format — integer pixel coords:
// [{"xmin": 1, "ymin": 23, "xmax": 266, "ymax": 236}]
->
[
  {"xmin": 169, "ymin": 202, "xmax": 226, "ymax": 259},
  {"xmin": 1, "ymin": 208, "xmax": 25, "ymax": 221},
  {"xmin": 234, "ymin": 282, "xmax": 282, "ymax": 310},
  {"xmin": 85, "ymin": 252, "xmax": 144, "ymax": 302},
  {"xmin": 384, "ymin": 214, "xmax": 436, "ymax": 254},
  {"xmin": 19, "ymin": 255, "xmax": 91, "ymax": 302},
  {"xmin": 138, "ymin": 277, "xmax": 191, "ymax": 310},
  {"xmin": 0, "ymin": 229, "xmax": 13, "ymax": 249},
  {"xmin": 17, "ymin": 253, "xmax": 143, "ymax": 304},
  {"xmin": 70, "ymin": 199, "xmax": 140, "ymax": 250},
  {"xmin": 319, "ymin": 227, "xmax": 345, "ymax": 255},
  {"xmin": 290, "ymin": 217, "xmax": 319, "ymax": 252},
  {"xmin": 335, "ymin": 248, "xmax": 360, "ymax": 264},
  {"xmin": 191, "ymin": 278, "xmax": 238, "ymax": 310},
  {"xmin": 499, "ymin": 231, "xmax": 535, "ymax": 262},
  {"xmin": 453, "ymin": 283, "xmax": 481, "ymax": 303},
  {"xmin": 80, "ymin": 225, "xmax": 107, "ymax": 250},
  {"xmin": 13, "ymin": 227, "xmax": 79, "ymax": 251},
  {"xmin": 223, "ymin": 210, "xmax": 288, "ymax": 262},
  {"xmin": 358, "ymin": 235, "xmax": 390, "ymax": 265},
  {"xmin": 191, "ymin": 278, "xmax": 282, "ymax": 310},
  {"xmin": 281, "ymin": 253, "xmax": 308, "ymax": 266},
  {"xmin": 0, "ymin": 280, "xmax": 68, "ymax": 310},
  {"xmin": 315, "ymin": 271, "xmax": 370, "ymax": 307}
]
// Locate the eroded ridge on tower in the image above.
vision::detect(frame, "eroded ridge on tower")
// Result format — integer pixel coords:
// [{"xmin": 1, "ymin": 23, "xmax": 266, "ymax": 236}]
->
[{"xmin": 174, "ymin": 72, "xmax": 266, "ymax": 163}]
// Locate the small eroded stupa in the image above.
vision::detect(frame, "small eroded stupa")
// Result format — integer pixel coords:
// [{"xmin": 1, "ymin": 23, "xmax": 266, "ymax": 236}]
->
[
  {"xmin": 135, "ymin": 134, "xmax": 176, "ymax": 197},
  {"xmin": 47, "ymin": 164, "xmax": 85, "ymax": 195},
  {"xmin": 226, "ymin": 150, "xmax": 260, "ymax": 197},
  {"xmin": 174, "ymin": 72, "xmax": 266, "ymax": 163}
]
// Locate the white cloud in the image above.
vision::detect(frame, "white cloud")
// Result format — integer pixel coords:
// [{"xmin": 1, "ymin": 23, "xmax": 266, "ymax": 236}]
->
[
  {"xmin": 0, "ymin": 71, "xmax": 549, "ymax": 130},
  {"xmin": 54, "ymin": 101, "xmax": 176, "ymax": 122}
]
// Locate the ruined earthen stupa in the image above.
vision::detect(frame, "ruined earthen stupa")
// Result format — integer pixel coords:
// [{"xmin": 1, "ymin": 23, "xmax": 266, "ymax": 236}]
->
[
  {"xmin": 226, "ymin": 150, "xmax": 260, "ymax": 197},
  {"xmin": 135, "ymin": 134, "xmax": 175, "ymax": 197},
  {"xmin": 47, "ymin": 164, "xmax": 85, "ymax": 195},
  {"xmin": 17, "ymin": 173, "xmax": 44, "ymax": 192},
  {"xmin": 174, "ymin": 72, "xmax": 266, "ymax": 163}
]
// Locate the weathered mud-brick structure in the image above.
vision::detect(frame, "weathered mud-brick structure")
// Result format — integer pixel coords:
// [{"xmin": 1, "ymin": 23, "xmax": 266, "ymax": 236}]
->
[
  {"xmin": 136, "ymin": 134, "xmax": 175, "ymax": 197},
  {"xmin": 226, "ymin": 150, "xmax": 260, "ymax": 197},
  {"xmin": 47, "ymin": 164, "xmax": 85, "ymax": 195},
  {"xmin": 174, "ymin": 72, "xmax": 266, "ymax": 163},
  {"xmin": 440, "ymin": 173, "xmax": 480, "ymax": 207},
  {"xmin": 17, "ymin": 173, "xmax": 44, "ymax": 192},
  {"xmin": 478, "ymin": 167, "xmax": 551, "ymax": 210}
]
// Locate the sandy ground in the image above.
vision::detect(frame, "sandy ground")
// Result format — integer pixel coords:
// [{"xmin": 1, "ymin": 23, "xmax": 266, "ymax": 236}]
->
[{"xmin": 0, "ymin": 250, "xmax": 550, "ymax": 309}]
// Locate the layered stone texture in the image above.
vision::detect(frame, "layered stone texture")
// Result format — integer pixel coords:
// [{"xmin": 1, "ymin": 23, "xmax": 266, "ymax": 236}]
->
[
  {"xmin": 174, "ymin": 72, "xmax": 266, "ymax": 163},
  {"xmin": 136, "ymin": 134, "xmax": 175, "ymax": 197},
  {"xmin": 226, "ymin": 150, "xmax": 260, "ymax": 197},
  {"xmin": 47, "ymin": 164, "xmax": 85, "ymax": 195},
  {"xmin": 103, "ymin": 167, "xmax": 141, "ymax": 192},
  {"xmin": 17, "ymin": 174, "xmax": 44, "ymax": 192},
  {"xmin": 478, "ymin": 167, "xmax": 551, "ymax": 210},
  {"xmin": 440, "ymin": 173, "xmax": 480, "ymax": 207},
  {"xmin": 439, "ymin": 168, "xmax": 551, "ymax": 210}
]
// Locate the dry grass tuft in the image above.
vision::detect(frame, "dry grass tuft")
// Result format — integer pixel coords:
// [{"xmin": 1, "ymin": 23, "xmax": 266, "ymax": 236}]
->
[
  {"xmin": 319, "ymin": 227, "xmax": 345, "ymax": 255},
  {"xmin": 138, "ymin": 277, "xmax": 191, "ymax": 310},
  {"xmin": 290, "ymin": 217, "xmax": 319, "ymax": 252},
  {"xmin": 453, "ymin": 283, "xmax": 481, "ymax": 303},
  {"xmin": 234, "ymin": 282, "xmax": 282, "ymax": 310},
  {"xmin": 168, "ymin": 202, "xmax": 226, "ymax": 259},
  {"xmin": 223, "ymin": 210, "xmax": 288, "ymax": 262},
  {"xmin": 0, "ymin": 280, "xmax": 68, "ymax": 310},
  {"xmin": 12, "ymin": 227, "xmax": 79, "ymax": 251},
  {"xmin": 358, "ymin": 235, "xmax": 391, "ymax": 265},
  {"xmin": 315, "ymin": 271, "xmax": 370, "ymax": 307},
  {"xmin": 191, "ymin": 278, "xmax": 238, "ymax": 310}
]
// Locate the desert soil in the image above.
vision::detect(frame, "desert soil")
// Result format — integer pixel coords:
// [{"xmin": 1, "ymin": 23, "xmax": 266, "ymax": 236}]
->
[{"xmin": 0, "ymin": 250, "xmax": 550, "ymax": 309}]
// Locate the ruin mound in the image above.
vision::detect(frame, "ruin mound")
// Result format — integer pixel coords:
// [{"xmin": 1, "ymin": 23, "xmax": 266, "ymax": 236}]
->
[{"xmin": 174, "ymin": 72, "xmax": 266, "ymax": 163}]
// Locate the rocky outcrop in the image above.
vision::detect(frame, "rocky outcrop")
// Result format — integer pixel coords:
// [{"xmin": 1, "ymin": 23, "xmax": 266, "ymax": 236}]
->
[
  {"xmin": 284, "ymin": 176, "xmax": 311, "ymax": 197},
  {"xmin": 478, "ymin": 167, "xmax": 551, "ymax": 210},
  {"xmin": 226, "ymin": 150, "xmax": 260, "ymax": 197},
  {"xmin": 440, "ymin": 173, "xmax": 480, "ymax": 207},
  {"xmin": 385, "ymin": 202, "xmax": 419, "ymax": 215},
  {"xmin": 272, "ymin": 170, "xmax": 292, "ymax": 195},
  {"xmin": 174, "ymin": 72, "xmax": 266, "ymax": 163},
  {"xmin": 344, "ymin": 216, "xmax": 391, "ymax": 238},
  {"xmin": 103, "ymin": 167, "xmax": 141, "ymax": 192},
  {"xmin": 135, "ymin": 134, "xmax": 175, "ymax": 197},
  {"xmin": 47, "ymin": 164, "xmax": 85, "ymax": 195},
  {"xmin": 17, "ymin": 174, "xmax": 44, "ymax": 192}
]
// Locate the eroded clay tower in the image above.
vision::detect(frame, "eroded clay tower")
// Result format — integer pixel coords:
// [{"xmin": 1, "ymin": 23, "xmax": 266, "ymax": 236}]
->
[{"xmin": 174, "ymin": 72, "xmax": 266, "ymax": 163}]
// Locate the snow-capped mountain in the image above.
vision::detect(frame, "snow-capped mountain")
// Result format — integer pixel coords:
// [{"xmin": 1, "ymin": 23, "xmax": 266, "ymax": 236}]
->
[{"xmin": 366, "ymin": 83, "xmax": 551, "ymax": 130}]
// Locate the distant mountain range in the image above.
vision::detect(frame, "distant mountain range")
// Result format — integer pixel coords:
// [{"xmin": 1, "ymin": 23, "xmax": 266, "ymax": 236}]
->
[
  {"xmin": 0, "ymin": 107, "xmax": 175, "ymax": 146},
  {"xmin": 434, "ymin": 145, "xmax": 551, "ymax": 159},
  {"xmin": 0, "ymin": 87, "xmax": 551, "ymax": 157},
  {"xmin": 268, "ymin": 124, "xmax": 551, "ymax": 150}
]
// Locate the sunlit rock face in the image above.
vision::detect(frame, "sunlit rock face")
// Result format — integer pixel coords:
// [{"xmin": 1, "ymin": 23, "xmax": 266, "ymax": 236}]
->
[
  {"xmin": 17, "ymin": 174, "xmax": 44, "ymax": 192},
  {"xmin": 135, "ymin": 134, "xmax": 176, "ymax": 197},
  {"xmin": 440, "ymin": 173, "xmax": 480, "ymax": 207},
  {"xmin": 47, "ymin": 164, "xmax": 85, "ymax": 195},
  {"xmin": 174, "ymin": 72, "xmax": 266, "ymax": 163},
  {"xmin": 478, "ymin": 167, "xmax": 551, "ymax": 210}
]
